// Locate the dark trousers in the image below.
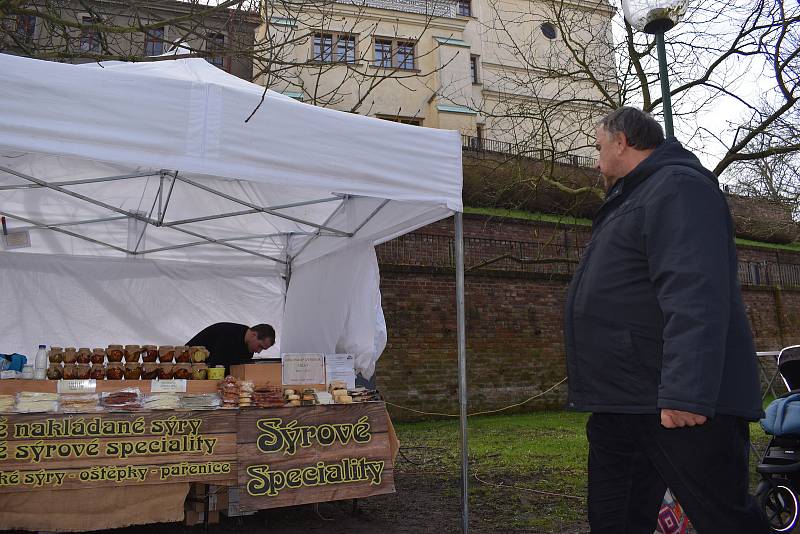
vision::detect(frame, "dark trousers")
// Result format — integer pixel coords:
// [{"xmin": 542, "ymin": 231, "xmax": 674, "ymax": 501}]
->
[{"xmin": 586, "ymin": 413, "xmax": 769, "ymax": 534}]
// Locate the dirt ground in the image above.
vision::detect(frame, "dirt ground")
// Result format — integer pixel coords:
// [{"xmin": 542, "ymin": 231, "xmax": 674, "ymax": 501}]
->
[{"xmin": 80, "ymin": 470, "xmax": 589, "ymax": 534}]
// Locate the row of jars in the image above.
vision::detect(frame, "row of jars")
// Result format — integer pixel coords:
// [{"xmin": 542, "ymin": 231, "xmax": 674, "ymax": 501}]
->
[
  {"xmin": 48, "ymin": 345, "xmax": 209, "ymax": 364},
  {"xmin": 46, "ymin": 362, "xmax": 209, "ymax": 380}
]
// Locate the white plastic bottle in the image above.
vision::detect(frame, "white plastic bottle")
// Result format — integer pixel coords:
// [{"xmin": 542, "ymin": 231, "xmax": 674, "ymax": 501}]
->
[{"xmin": 34, "ymin": 344, "xmax": 47, "ymax": 380}]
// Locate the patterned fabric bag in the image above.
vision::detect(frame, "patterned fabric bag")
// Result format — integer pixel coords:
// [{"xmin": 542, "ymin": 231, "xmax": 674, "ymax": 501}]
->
[{"xmin": 655, "ymin": 489, "xmax": 691, "ymax": 534}]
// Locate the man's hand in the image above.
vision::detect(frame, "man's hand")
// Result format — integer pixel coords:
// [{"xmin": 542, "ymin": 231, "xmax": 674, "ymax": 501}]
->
[{"xmin": 660, "ymin": 409, "xmax": 707, "ymax": 428}]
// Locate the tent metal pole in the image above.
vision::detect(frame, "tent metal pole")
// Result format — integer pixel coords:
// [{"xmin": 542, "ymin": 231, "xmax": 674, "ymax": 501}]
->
[
  {"xmin": 0, "ymin": 210, "xmax": 131, "ymax": 254},
  {"xmin": 168, "ymin": 225, "xmax": 287, "ymax": 264},
  {"xmin": 161, "ymin": 196, "xmax": 341, "ymax": 228},
  {"xmin": 0, "ymin": 170, "xmax": 157, "ymax": 190},
  {"xmin": 455, "ymin": 211, "xmax": 469, "ymax": 534},
  {"xmin": 175, "ymin": 175, "xmax": 352, "ymax": 236},
  {"xmin": 12, "ymin": 215, "xmax": 129, "ymax": 231}
]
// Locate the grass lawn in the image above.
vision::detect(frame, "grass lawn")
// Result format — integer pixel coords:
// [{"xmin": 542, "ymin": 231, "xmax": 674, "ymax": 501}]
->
[
  {"xmin": 392, "ymin": 411, "xmax": 773, "ymax": 532},
  {"xmin": 394, "ymin": 411, "xmax": 590, "ymax": 531}
]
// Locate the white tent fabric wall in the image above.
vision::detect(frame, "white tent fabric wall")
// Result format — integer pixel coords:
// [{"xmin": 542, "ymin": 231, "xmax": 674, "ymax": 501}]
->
[
  {"xmin": 0, "ymin": 251, "xmax": 285, "ymax": 357},
  {"xmin": 0, "ymin": 53, "xmax": 462, "ymax": 377},
  {"xmin": 281, "ymin": 241, "xmax": 385, "ymax": 378}
]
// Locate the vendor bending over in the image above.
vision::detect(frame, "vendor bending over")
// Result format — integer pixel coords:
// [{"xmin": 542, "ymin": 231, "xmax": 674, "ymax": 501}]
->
[{"xmin": 186, "ymin": 323, "xmax": 275, "ymax": 374}]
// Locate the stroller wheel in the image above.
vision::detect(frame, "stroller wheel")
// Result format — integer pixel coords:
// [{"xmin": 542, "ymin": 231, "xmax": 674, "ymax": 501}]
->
[{"xmin": 758, "ymin": 481, "xmax": 799, "ymax": 533}]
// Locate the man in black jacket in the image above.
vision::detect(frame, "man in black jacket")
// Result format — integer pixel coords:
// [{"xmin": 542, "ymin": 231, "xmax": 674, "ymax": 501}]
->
[
  {"xmin": 565, "ymin": 107, "xmax": 767, "ymax": 533},
  {"xmin": 186, "ymin": 322, "xmax": 275, "ymax": 374}
]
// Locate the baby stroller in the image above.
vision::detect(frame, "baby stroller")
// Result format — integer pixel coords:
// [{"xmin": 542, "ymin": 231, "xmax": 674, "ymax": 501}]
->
[{"xmin": 757, "ymin": 345, "xmax": 800, "ymax": 532}]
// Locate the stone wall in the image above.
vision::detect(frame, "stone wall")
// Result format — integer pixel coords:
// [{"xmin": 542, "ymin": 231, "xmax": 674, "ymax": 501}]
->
[{"xmin": 375, "ymin": 214, "xmax": 800, "ymax": 421}]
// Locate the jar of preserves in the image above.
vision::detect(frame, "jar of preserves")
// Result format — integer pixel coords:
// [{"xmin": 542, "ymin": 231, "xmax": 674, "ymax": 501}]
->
[
  {"xmin": 141, "ymin": 345, "xmax": 158, "ymax": 362},
  {"xmin": 158, "ymin": 346, "xmax": 175, "ymax": 363},
  {"xmin": 106, "ymin": 345, "xmax": 124, "ymax": 362},
  {"xmin": 62, "ymin": 363, "xmax": 78, "ymax": 380},
  {"xmin": 157, "ymin": 363, "xmax": 174, "ymax": 380},
  {"xmin": 63, "ymin": 347, "xmax": 78, "ymax": 364},
  {"xmin": 91, "ymin": 348, "xmax": 106, "ymax": 364},
  {"xmin": 175, "ymin": 346, "xmax": 191, "ymax": 363},
  {"xmin": 48, "ymin": 347, "xmax": 63, "ymax": 364},
  {"xmin": 124, "ymin": 362, "xmax": 141, "ymax": 380},
  {"xmin": 106, "ymin": 363, "xmax": 124, "ymax": 380},
  {"xmin": 124, "ymin": 345, "xmax": 142, "ymax": 363},
  {"xmin": 89, "ymin": 364, "xmax": 105, "ymax": 380},
  {"xmin": 46, "ymin": 363, "xmax": 63, "ymax": 380},
  {"xmin": 190, "ymin": 347, "xmax": 209, "ymax": 364},
  {"xmin": 141, "ymin": 363, "xmax": 159, "ymax": 380},
  {"xmin": 75, "ymin": 363, "xmax": 91, "ymax": 380},
  {"xmin": 173, "ymin": 363, "xmax": 192, "ymax": 380},
  {"xmin": 191, "ymin": 363, "xmax": 208, "ymax": 380},
  {"xmin": 76, "ymin": 348, "xmax": 92, "ymax": 364}
]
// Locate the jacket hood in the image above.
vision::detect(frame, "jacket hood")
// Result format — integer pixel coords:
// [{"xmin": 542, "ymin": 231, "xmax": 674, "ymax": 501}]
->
[{"xmin": 623, "ymin": 137, "xmax": 719, "ymax": 190}]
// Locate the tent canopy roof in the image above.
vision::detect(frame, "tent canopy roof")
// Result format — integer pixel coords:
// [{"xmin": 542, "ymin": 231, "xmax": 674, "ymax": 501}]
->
[{"xmin": 0, "ymin": 54, "xmax": 462, "ymax": 269}]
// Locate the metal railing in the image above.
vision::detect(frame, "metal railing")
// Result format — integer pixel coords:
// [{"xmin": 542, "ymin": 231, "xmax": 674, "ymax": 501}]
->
[
  {"xmin": 377, "ymin": 233, "xmax": 584, "ymax": 276},
  {"xmin": 379, "ymin": 233, "xmax": 800, "ymax": 288},
  {"xmin": 462, "ymin": 134, "xmax": 597, "ymax": 169}
]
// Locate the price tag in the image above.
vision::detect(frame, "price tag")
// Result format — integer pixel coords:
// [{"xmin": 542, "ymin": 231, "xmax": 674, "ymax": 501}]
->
[
  {"xmin": 151, "ymin": 379, "xmax": 187, "ymax": 393},
  {"xmin": 57, "ymin": 379, "xmax": 97, "ymax": 394}
]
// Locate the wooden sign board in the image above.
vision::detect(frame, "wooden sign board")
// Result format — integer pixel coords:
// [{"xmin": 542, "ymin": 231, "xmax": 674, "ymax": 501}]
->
[
  {"xmin": 236, "ymin": 402, "xmax": 395, "ymax": 511},
  {"xmin": 0, "ymin": 411, "xmax": 237, "ymax": 493}
]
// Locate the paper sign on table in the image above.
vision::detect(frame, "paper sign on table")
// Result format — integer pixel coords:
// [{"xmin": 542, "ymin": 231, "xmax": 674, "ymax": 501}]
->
[
  {"xmin": 281, "ymin": 353, "xmax": 325, "ymax": 385},
  {"xmin": 57, "ymin": 379, "xmax": 96, "ymax": 393},
  {"xmin": 325, "ymin": 353, "xmax": 356, "ymax": 389},
  {"xmin": 151, "ymin": 379, "xmax": 187, "ymax": 393}
]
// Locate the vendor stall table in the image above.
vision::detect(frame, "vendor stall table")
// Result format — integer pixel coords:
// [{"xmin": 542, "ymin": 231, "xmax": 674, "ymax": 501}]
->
[{"xmin": 0, "ymin": 380, "xmax": 396, "ymax": 532}]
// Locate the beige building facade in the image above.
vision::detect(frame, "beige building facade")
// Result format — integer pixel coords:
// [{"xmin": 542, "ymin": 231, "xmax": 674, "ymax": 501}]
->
[
  {"xmin": 2, "ymin": 1, "xmax": 260, "ymax": 81},
  {"xmin": 258, "ymin": 0, "xmax": 615, "ymax": 160}
]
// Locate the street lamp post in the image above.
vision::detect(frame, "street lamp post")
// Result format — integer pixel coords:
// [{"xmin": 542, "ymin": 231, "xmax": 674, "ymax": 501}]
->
[{"xmin": 620, "ymin": 0, "xmax": 689, "ymax": 137}]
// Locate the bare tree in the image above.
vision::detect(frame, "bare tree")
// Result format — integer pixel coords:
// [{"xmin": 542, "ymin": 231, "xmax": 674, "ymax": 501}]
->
[{"xmin": 476, "ymin": 0, "xmax": 799, "ymax": 183}]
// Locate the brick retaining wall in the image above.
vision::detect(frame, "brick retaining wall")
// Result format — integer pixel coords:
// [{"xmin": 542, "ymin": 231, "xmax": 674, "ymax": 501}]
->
[{"xmin": 376, "ymin": 214, "xmax": 800, "ymax": 421}]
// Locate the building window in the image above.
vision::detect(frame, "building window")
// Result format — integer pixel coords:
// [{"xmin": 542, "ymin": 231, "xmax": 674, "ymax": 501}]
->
[
  {"xmin": 540, "ymin": 22, "xmax": 557, "ymax": 40},
  {"xmin": 144, "ymin": 27, "xmax": 164, "ymax": 56},
  {"xmin": 377, "ymin": 115, "xmax": 422, "ymax": 126},
  {"xmin": 80, "ymin": 16, "xmax": 101, "ymax": 52},
  {"xmin": 15, "ymin": 14, "xmax": 36, "ymax": 41},
  {"xmin": 396, "ymin": 41, "xmax": 415, "ymax": 69},
  {"xmin": 374, "ymin": 39, "xmax": 392, "ymax": 68},
  {"xmin": 313, "ymin": 32, "xmax": 357, "ymax": 63},
  {"xmin": 207, "ymin": 32, "xmax": 225, "ymax": 69},
  {"xmin": 457, "ymin": 0, "xmax": 471, "ymax": 17},
  {"xmin": 470, "ymin": 55, "xmax": 479, "ymax": 83},
  {"xmin": 374, "ymin": 38, "xmax": 417, "ymax": 70}
]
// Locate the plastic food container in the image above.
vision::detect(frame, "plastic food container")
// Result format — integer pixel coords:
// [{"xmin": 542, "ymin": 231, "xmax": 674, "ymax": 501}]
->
[
  {"xmin": 48, "ymin": 347, "xmax": 63, "ymax": 364},
  {"xmin": 124, "ymin": 362, "xmax": 141, "ymax": 380},
  {"xmin": 141, "ymin": 363, "xmax": 159, "ymax": 380},
  {"xmin": 46, "ymin": 363, "xmax": 63, "ymax": 380},
  {"xmin": 173, "ymin": 363, "xmax": 192, "ymax": 380},
  {"xmin": 62, "ymin": 363, "xmax": 78, "ymax": 380},
  {"xmin": 106, "ymin": 363, "xmax": 124, "ymax": 380},
  {"xmin": 90, "ymin": 348, "xmax": 106, "ymax": 364},
  {"xmin": 190, "ymin": 347, "xmax": 209, "ymax": 363},
  {"xmin": 191, "ymin": 363, "xmax": 208, "ymax": 380},
  {"xmin": 157, "ymin": 364, "xmax": 174, "ymax": 380},
  {"xmin": 175, "ymin": 346, "xmax": 191, "ymax": 363},
  {"xmin": 158, "ymin": 346, "xmax": 175, "ymax": 363},
  {"xmin": 89, "ymin": 364, "xmax": 105, "ymax": 380},
  {"xmin": 124, "ymin": 345, "xmax": 142, "ymax": 363},
  {"xmin": 75, "ymin": 363, "xmax": 91, "ymax": 380},
  {"xmin": 63, "ymin": 347, "xmax": 78, "ymax": 364},
  {"xmin": 142, "ymin": 345, "xmax": 158, "ymax": 362},
  {"xmin": 76, "ymin": 348, "xmax": 91, "ymax": 364},
  {"xmin": 106, "ymin": 345, "xmax": 124, "ymax": 362},
  {"xmin": 207, "ymin": 367, "xmax": 225, "ymax": 380}
]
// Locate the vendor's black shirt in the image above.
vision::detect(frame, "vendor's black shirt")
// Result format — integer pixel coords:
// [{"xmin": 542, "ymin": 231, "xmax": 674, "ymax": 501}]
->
[{"xmin": 186, "ymin": 322, "xmax": 252, "ymax": 374}]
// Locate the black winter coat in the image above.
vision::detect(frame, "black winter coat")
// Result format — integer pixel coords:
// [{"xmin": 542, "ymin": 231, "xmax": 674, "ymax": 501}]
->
[{"xmin": 564, "ymin": 139, "xmax": 763, "ymax": 420}]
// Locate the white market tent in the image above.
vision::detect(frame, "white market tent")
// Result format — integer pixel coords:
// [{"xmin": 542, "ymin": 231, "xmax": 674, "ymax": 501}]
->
[{"xmin": 0, "ymin": 53, "xmax": 472, "ymax": 531}]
